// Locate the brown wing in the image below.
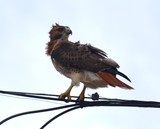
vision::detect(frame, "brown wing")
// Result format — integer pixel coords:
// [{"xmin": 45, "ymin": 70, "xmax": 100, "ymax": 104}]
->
[
  {"xmin": 52, "ymin": 41, "xmax": 109, "ymax": 72},
  {"xmin": 51, "ymin": 41, "xmax": 131, "ymax": 82}
]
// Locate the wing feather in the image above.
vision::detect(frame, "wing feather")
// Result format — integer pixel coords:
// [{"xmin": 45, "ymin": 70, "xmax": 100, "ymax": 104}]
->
[
  {"xmin": 51, "ymin": 41, "xmax": 131, "ymax": 83},
  {"xmin": 51, "ymin": 41, "xmax": 109, "ymax": 72}
]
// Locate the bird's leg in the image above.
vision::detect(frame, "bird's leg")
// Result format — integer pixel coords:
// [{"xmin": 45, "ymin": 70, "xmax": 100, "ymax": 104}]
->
[
  {"xmin": 59, "ymin": 84, "xmax": 73, "ymax": 102},
  {"xmin": 78, "ymin": 86, "xmax": 86, "ymax": 102}
]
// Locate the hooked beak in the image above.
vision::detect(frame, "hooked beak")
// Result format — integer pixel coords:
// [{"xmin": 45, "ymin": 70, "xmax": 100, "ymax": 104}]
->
[
  {"xmin": 65, "ymin": 26, "xmax": 72, "ymax": 35},
  {"xmin": 66, "ymin": 30, "xmax": 72, "ymax": 35},
  {"xmin": 69, "ymin": 30, "xmax": 72, "ymax": 35}
]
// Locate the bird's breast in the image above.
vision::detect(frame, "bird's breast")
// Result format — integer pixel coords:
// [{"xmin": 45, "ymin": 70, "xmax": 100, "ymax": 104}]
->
[
  {"xmin": 51, "ymin": 59, "xmax": 71, "ymax": 77},
  {"xmin": 51, "ymin": 58, "xmax": 107, "ymax": 88}
]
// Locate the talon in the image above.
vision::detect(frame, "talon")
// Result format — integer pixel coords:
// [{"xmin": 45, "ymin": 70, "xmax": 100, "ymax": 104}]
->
[
  {"xmin": 59, "ymin": 85, "xmax": 73, "ymax": 102},
  {"xmin": 77, "ymin": 86, "xmax": 86, "ymax": 102},
  {"xmin": 77, "ymin": 94, "xmax": 84, "ymax": 102},
  {"xmin": 59, "ymin": 92, "xmax": 71, "ymax": 102}
]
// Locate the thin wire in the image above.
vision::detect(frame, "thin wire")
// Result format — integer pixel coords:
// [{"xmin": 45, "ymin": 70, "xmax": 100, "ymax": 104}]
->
[
  {"xmin": 40, "ymin": 99, "xmax": 160, "ymax": 128},
  {"xmin": 0, "ymin": 90, "xmax": 93, "ymax": 102},
  {"xmin": 0, "ymin": 90, "xmax": 64, "ymax": 102},
  {"xmin": 40, "ymin": 105, "xmax": 81, "ymax": 129},
  {"xmin": 0, "ymin": 93, "xmax": 66, "ymax": 105},
  {"xmin": 1, "ymin": 89, "xmax": 160, "ymax": 128},
  {"xmin": 0, "ymin": 104, "xmax": 78, "ymax": 125}
]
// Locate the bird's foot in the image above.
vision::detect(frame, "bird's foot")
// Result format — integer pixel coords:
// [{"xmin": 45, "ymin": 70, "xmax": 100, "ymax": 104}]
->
[
  {"xmin": 77, "ymin": 93, "xmax": 85, "ymax": 102},
  {"xmin": 59, "ymin": 92, "xmax": 71, "ymax": 102},
  {"xmin": 77, "ymin": 86, "xmax": 86, "ymax": 102}
]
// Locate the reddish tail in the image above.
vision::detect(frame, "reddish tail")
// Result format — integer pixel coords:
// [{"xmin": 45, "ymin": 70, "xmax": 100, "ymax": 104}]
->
[{"xmin": 97, "ymin": 71, "xmax": 133, "ymax": 89}]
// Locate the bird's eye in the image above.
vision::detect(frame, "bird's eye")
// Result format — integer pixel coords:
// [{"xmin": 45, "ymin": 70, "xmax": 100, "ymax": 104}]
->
[{"xmin": 58, "ymin": 28, "xmax": 64, "ymax": 32}]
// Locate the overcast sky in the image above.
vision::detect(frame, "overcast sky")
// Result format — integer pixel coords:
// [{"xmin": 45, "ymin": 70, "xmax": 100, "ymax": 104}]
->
[{"xmin": 0, "ymin": 0, "xmax": 160, "ymax": 129}]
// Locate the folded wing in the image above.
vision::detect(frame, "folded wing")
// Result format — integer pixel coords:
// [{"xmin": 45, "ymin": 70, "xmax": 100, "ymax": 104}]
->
[{"xmin": 51, "ymin": 41, "xmax": 133, "ymax": 89}]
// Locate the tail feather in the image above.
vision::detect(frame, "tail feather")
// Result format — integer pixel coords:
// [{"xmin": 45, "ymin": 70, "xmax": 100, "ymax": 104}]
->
[
  {"xmin": 103, "ymin": 68, "xmax": 131, "ymax": 82},
  {"xmin": 97, "ymin": 71, "xmax": 133, "ymax": 89},
  {"xmin": 116, "ymin": 71, "xmax": 131, "ymax": 82}
]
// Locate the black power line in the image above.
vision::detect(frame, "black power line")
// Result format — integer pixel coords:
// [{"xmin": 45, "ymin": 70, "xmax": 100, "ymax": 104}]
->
[
  {"xmin": 0, "ymin": 90, "xmax": 160, "ymax": 128},
  {"xmin": 0, "ymin": 103, "xmax": 78, "ymax": 125}
]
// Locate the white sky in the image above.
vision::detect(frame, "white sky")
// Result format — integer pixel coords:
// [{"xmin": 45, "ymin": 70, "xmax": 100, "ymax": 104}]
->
[{"xmin": 0, "ymin": 0, "xmax": 160, "ymax": 129}]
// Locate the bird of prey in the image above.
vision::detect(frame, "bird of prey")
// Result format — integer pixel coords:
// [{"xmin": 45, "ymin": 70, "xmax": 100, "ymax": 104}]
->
[{"xmin": 46, "ymin": 23, "xmax": 133, "ymax": 102}]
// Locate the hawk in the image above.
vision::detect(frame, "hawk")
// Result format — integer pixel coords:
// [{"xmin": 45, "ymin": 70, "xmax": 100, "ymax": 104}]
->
[{"xmin": 46, "ymin": 23, "xmax": 133, "ymax": 102}]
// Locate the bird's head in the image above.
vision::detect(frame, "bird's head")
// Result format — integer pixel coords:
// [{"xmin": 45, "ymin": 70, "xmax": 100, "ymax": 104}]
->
[{"xmin": 49, "ymin": 23, "xmax": 72, "ymax": 41}]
